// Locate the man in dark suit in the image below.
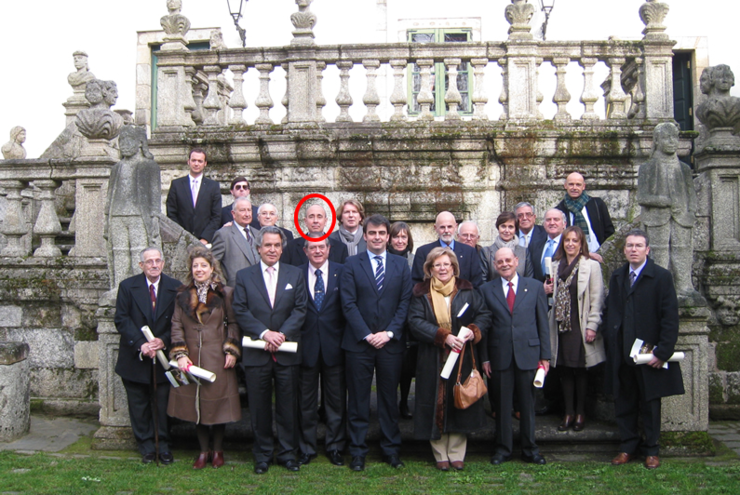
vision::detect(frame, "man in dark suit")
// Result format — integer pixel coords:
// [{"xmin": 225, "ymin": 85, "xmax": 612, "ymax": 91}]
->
[
  {"xmin": 530, "ymin": 208, "xmax": 566, "ymax": 283},
  {"xmin": 211, "ymin": 197, "xmax": 260, "ymax": 287},
  {"xmin": 480, "ymin": 247, "xmax": 551, "ymax": 466},
  {"xmin": 114, "ymin": 247, "xmax": 181, "ymax": 464},
  {"xmin": 281, "ymin": 204, "xmax": 348, "ymax": 266},
  {"xmin": 341, "ymin": 214, "xmax": 412, "ymax": 471},
  {"xmin": 297, "ymin": 238, "xmax": 346, "ymax": 467},
  {"xmin": 412, "ymin": 211, "xmax": 483, "ymax": 287},
  {"xmin": 604, "ymin": 229, "xmax": 684, "ymax": 470},
  {"xmin": 256, "ymin": 202, "xmax": 294, "ymax": 241},
  {"xmin": 219, "ymin": 176, "xmax": 260, "ymax": 230},
  {"xmin": 165, "ymin": 148, "xmax": 222, "ymax": 244},
  {"xmin": 233, "ymin": 226, "xmax": 308, "ymax": 474},
  {"xmin": 457, "ymin": 220, "xmax": 489, "ymax": 284},
  {"xmin": 515, "ymin": 202, "xmax": 546, "ymax": 249}
]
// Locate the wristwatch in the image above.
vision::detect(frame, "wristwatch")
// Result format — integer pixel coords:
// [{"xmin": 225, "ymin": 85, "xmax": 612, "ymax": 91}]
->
[{"xmin": 386, "ymin": 331, "xmax": 394, "ymax": 339}]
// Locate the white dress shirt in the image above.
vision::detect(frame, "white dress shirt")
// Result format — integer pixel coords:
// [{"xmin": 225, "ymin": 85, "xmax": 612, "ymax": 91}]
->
[{"xmin": 308, "ymin": 260, "xmax": 329, "ymax": 300}]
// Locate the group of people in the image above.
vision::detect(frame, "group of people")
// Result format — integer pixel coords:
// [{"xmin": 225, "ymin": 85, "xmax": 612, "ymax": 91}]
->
[{"xmin": 113, "ymin": 148, "xmax": 684, "ymax": 473}]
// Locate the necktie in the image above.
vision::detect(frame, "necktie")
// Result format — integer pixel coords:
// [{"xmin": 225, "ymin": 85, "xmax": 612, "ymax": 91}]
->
[
  {"xmin": 149, "ymin": 284, "xmax": 157, "ymax": 317},
  {"xmin": 191, "ymin": 179, "xmax": 198, "ymax": 207},
  {"xmin": 314, "ymin": 268, "xmax": 325, "ymax": 310},
  {"xmin": 374, "ymin": 256, "xmax": 384, "ymax": 291},
  {"xmin": 507, "ymin": 281, "xmax": 516, "ymax": 313},
  {"xmin": 629, "ymin": 271, "xmax": 637, "ymax": 287},
  {"xmin": 244, "ymin": 227, "xmax": 253, "ymax": 247},
  {"xmin": 266, "ymin": 266, "xmax": 276, "ymax": 307},
  {"xmin": 541, "ymin": 239, "xmax": 555, "ymax": 276}
]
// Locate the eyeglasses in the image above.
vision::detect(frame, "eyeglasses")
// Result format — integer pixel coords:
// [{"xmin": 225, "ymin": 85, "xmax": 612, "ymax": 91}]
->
[
  {"xmin": 233, "ymin": 184, "xmax": 250, "ymax": 191},
  {"xmin": 432, "ymin": 262, "xmax": 453, "ymax": 269},
  {"xmin": 142, "ymin": 259, "xmax": 163, "ymax": 266},
  {"xmin": 517, "ymin": 212, "xmax": 534, "ymax": 218},
  {"xmin": 459, "ymin": 234, "xmax": 478, "ymax": 240}
]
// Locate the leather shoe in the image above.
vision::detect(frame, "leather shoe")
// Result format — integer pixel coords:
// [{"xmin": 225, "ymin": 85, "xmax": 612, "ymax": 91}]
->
[
  {"xmin": 159, "ymin": 451, "xmax": 174, "ymax": 465},
  {"xmin": 611, "ymin": 452, "xmax": 634, "ymax": 465},
  {"xmin": 573, "ymin": 414, "xmax": 586, "ymax": 432},
  {"xmin": 558, "ymin": 415, "xmax": 574, "ymax": 431},
  {"xmin": 435, "ymin": 460, "xmax": 449, "ymax": 471},
  {"xmin": 400, "ymin": 403, "xmax": 413, "ymax": 419},
  {"xmin": 254, "ymin": 461, "xmax": 271, "ymax": 474},
  {"xmin": 451, "ymin": 460, "xmax": 464, "ymax": 471},
  {"xmin": 142, "ymin": 453, "xmax": 156, "ymax": 464},
  {"xmin": 383, "ymin": 454, "xmax": 404, "ymax": 468},
  {"xmin": 490, "ymin": 454, "xmax": 511, "ymax": 465},
  {"xmin": 193, "ymin": 451, "xmax": 211, "ymax": 470},
  {"xmin": 279, "ymin": 459, "xmax": 300, "ymax": 471},
  {"xmin": 212, "ymin": 451, "xmax": 224, "ymax": 468},
  {"xmin": 327, "ymin": 450, "xmax": 344, "ymax": 466},
  {"xmin": 350, "ymin": 455, "xmax": 365, "ymax": 471},
  {"xmin": 298, "ymin": 452, "xmax": 317, "ymax": 466},
  {"xmin": 645, "ymin": 455, "xmax": 661, "ymax": 469},
  {"xmin": 522, "ymin": 453, "xmax": 547, "ymax": 465}
]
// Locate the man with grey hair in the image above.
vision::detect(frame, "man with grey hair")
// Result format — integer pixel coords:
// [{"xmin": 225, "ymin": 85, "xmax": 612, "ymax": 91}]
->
[
  {"xmin": 515, "ymin": 202, "xmax": 546, "ymax": 249},
  {"xmin": 457, "ymin": 220, "xmax": 490, "ymax": 285},
  {"xmin": 211, "ymin": 196, "xmax": 260, "ymax": 287},
  {"xmin": 531, "ymin": 208, "xmax": 566, "ymax": 283},
  {"xmin": 281, "ymin": 203, "xmax": 348, "ymax": 266},
  {"xmin": 257, "ymin": 202, "xmax": 294, "ymax": 241}
]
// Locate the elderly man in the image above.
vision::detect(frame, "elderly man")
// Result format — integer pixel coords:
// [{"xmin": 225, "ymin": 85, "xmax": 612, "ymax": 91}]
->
[
  {"xmin": 531, "ymin": 209, "xmax": 566, "ymax": 284},
  {"xmin": 257, "ymin": 202, "xmax": 294, "ymax": 241},
  {"xmin": 412, "ymin": 212, "xmax": 483, "ymax": 287},
  {"xmin": 281, "ymin": 204, "xmax": 348, "ymax": 266},
  {"xmin": 555, "ymin": 172, "xmax": 614, "ymax": 257},
  {"xmin": 515, "ymin": 202, "xmax": 546, "ymax": 249},
  {"xmin": 329, "ymin": 199, "xmax": 366, "ymax": 257},
  {"xmin": 457, "ymin": 220, "xmax": 490, "ymax": 285},
  {"xmin": 220, "ymin": 177, "xmax": 260, "ymax": 229},
  {"xmin": 211, "ymin": 197, "xmax": 260, "ymax": 287}
]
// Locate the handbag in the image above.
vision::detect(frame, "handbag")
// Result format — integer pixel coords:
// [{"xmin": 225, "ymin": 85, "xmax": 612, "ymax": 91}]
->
[{"xmin": 453, "ymin": 341, "xmax": 487, "ymax": 410}]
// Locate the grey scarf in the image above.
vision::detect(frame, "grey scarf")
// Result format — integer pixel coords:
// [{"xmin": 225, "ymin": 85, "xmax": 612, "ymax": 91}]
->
[
  {"xmin": 338, "ymin": 226, "xmax": 363, "ymax": 256},
  {"xmin": 493, "ymin": 236, "xmax": 518, "ymax": 251}
]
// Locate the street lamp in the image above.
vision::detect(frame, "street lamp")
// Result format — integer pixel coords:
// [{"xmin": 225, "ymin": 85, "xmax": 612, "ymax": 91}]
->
[
  {"xmin": 227, "ymin": 0, "xmax": 248, "ymax": 48},
  {"xmin": 539, "ymin": 0, "xmax": 555, "ymax": 40}
]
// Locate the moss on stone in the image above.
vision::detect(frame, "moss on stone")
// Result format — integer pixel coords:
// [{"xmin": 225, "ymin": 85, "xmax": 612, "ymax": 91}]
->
[
  {"xmin": 709, "ymin": 372, "xmax": 726, "ymax": 404},
  {"xmin": 716, "ymin": 341, "xmax": 740, "ymax": 372},
  {"xmin": 660, "ymin": 431, "xmax": 716, "ymax": 455}
]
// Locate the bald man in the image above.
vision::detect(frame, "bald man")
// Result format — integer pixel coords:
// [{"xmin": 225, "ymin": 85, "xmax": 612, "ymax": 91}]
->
[
  {"xmin": 411, "ymin": 212, "xmax": 483, "ymax": 287},
  {"xmin": 555, "ymin": 172, "xmax": 614, "ymax": 255},
  {"xmin": 281, "ymin": 204, "xmax": 348, "ymax": 266}
]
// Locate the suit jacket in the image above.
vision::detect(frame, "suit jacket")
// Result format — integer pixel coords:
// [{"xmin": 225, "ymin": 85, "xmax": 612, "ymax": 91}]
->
[
  {"xmin": 114, "ymin": 272, "xmax": 181, "ymax": 384},
  {"xmin": 211, "ymin": 223, "xmax": 260, "ymax": 287},
  {"xmin": 412, "ymin": 240, "xmax": 483, "ymax": 287},
  {"xmin": 603, "ymin": 258, "xmax": 684, "ymax": 402},
  {"xmin": 300, "ymin": 262, "xmax": 346, "ymax": 368},
  {"xmin": 479, "ymin": 276, "xmax": 551, "ymax": 371},
  {"xmin": 280, "ymin": 236, "xmax": 348, "ymax": 266},
  {"xmin": 340, "ymin": 251, "xmax": 412, "ymax": 354},
  {"xmin": 518, "ymin": 225, "xmax": 546, "ymax": 250},
  {"xmin": 555, "ymin": 196, "xmax": 615, "ymax": 246},
  {"xmin": 220, "ymin": 203, "xmax": 260, "ymax": 230},
  {"xmin": 530, "ymin": 235, "xmax": 562, "ymax": 282},
  {"xmin": 233, "ymin": 262, "xmax": 307, "ymax": 367},
  {"xmin": 166, "ymin": 175, "xmax": 222, "ymax": 242}
]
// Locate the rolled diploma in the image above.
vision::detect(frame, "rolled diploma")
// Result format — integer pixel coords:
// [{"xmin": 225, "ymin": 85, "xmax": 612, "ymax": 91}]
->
[
  {"xmin": 168, "ymin": 360, "xmax": 216, "ymax": 383},
  {"xmin": 533, "ymin": 366, "xmax": 546, "ymax": 388},
  {"xmin": 140, "ymin": 325, "xmax": 171, "ymax": 370},
  {"xmin": 633, "ymin": 352, "xmax": 685, "ymax": 365},
  {"xmin": 242, "ymin": 337, "xmax": 298, "ymax": 353},
  {"xmin": 440, "ymin": 327, "xmax": 474, "ymax": 380},
  {"xmin": 545, "ymin": 257, "xmax": 552, "ymax": 277}
]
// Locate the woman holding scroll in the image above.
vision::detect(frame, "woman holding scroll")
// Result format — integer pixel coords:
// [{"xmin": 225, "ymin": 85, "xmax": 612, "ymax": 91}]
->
[
  {"xmin": 548, "ymin": 226, "xmax": 605, "ymax": 432},
  {"xmin": 407, "ymin": 247, "xmax": 490, "ymax": 471},
  {"xmin": 168, "ymin": 246, "xmax": 241, "ymax": 469}
]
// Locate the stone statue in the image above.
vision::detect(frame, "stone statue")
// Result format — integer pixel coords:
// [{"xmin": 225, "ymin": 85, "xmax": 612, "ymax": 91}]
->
[
  {"xmin": 67, "ymin": 51, "xmax": 96, "ymax": 102},
  {"xmin": 75, "ymin": 79, "xmax": 124, "ymax": 141},
  {"xmin": 637, "ymin": 122, "xmax": 703, "ymax": 305},
  {"xmin": 1, "ymin": 126, "xmax": 27, "ymax": 160},
  {"xmin": 291, "ymin": 0, "xmax": 317, "ymax": 45},
  {"xmin": 696, "ymin": 65, "xmax": 740, "ymax": 140},
  {"xmin": 161, "ymin": 0, "xmax": 190, "ymax": 38},
  {"xmin": 104, "ymin": 125, "xmax": 162, "ymax": 296},
  {"xmin": 505, "ymin": 0, "xmax": 536, "ymax": 39},
  {"xmin": 209, "ymin": 29, "xmax": 226, "ymax": 50}
]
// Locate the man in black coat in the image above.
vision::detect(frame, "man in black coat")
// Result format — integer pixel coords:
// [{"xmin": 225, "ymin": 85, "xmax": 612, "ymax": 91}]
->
[
  {"xmin": 297, "ymin": 238, "xmax": 346, "ymax": 467},
  {"xmin": 281, "ymin": 204, "xmax": 347, "ymax": 266},
  {"xmin": 165, "ymin": 148, "xmax": 222, "ymax": 244},
  {"xmin": 219, "ymin": 176, "xmax": 260, "ymax": 230},
  {"xmin": 604, "ymin": 229, "xmax": 684, "ymax": 470},
  {"xmin": 515, "ymin": 202, "xmax": 547, "ymax": 249},
  {"xmin": 114, "ymin": 247, "xmax": 181, "ymax": 464}
]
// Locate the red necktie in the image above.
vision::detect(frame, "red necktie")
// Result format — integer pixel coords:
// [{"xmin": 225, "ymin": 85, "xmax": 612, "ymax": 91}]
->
[
  {"xmin": 149, "ymin": 284, "xmax": 157, "ymax": 315},
  {"xmin": 507, "ymin": 281, "xmax": 515, "ymax": 313}
]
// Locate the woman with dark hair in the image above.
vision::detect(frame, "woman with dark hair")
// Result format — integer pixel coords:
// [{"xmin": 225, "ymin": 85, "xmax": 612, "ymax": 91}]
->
[
  {"xmin": 388, "ymin": 221, "xmax": 415, "ymax": 268},
  {"xmin": 482, "ymin": 212, "xmax": 533, "ymax": 280},
  {"xmin": 168, "ymin": 246, "xmax": 241, "ymax": 469},
  {"xmin": 548, "ymin": 226, "xmax": 605, "ymax": 432}
]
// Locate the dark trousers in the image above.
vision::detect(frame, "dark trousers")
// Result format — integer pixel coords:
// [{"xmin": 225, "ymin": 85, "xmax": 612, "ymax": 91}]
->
[
  {"xmin": 345, "ymin": 347, "xmax": 403, "ymax": 457},
  {"xmin": 615, "ymin": 363, "xmax": 662, "ymax": 456},
  {"xmin": 244, "ymin": 361, "xmax": 300, "ymax": 463},
  {"xmin": 298, "ymin": 351, "xmax": 347, "ymax": 455},
  {"xmin": 490, "ymin": 362, "xmax": 538, "ymax": 457},
  {"xmin": 121, "ymin": 378, "xmax": 170, "ymax": 455}
]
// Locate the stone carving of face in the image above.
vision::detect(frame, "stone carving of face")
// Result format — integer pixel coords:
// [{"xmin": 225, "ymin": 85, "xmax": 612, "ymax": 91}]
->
[
  {"xmin": 700, "ymin": 68, "xmax": 712, "ymax": 95},
  {"xmin": 712, "ymin": 65, "xmax": 735, "ymax": 93},
  {"xmin": 73, "ymin": 54, "xmax": 88, "ymax": 70},
  {"xmin": 10, "ymin": 127, "xmax": 26, "ymax": 144},
  {"xmin": 655, "ymin": 124, "xmax": 679, "ymax": 155},
  {"xmin": 167, "ymin": 0, "xmax": 182, "ymax": 13},
  {"xmin": 103, "ymin": 82, "xmax": 119, "ymax": 106},
  {"xmin": 85, "ymin": 80, "xmax": 105, "ymax": 105},
  {"xmin": 119, "ymin": 130, "xmax": 142, "ymax": 158}
]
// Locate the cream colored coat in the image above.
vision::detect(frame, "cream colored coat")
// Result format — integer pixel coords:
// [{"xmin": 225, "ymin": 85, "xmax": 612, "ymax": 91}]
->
[{"xmin": 548, "ymin": 256, "xmax": 606, "ymax": 368}]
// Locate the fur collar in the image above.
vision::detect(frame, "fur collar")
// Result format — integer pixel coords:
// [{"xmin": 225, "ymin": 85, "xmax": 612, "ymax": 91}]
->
[
  {"xmin": 412, "ymin": 277, "xmax": 473, "ymax": 298},
  {"xmin": 176, "ymin": 282, "xmax": 226, "ymax": 324}
]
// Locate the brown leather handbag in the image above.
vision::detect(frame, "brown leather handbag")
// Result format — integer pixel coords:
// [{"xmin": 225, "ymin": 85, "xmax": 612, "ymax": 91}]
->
[{"xmin": 453, "ymin": 342, "xmax": 487, "ymax": 409}]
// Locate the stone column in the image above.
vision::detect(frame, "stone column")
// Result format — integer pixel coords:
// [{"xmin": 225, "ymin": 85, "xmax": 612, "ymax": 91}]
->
[
  {"xmin": 72, "ymin": 160, "xmax": 112, "ymax": 258},
  {"xmin": 504, "ymin": 0, "xmax": 538, "ymax": 120},
  {"xmin": 156, "ymin": 52, "xmax": 195, "ymax": 128},
  {"xmin": 0, "ymin": 342, "xmax": 31, "ymax": 442},
  {"xmin": 0, "ymin": 180, "xmax": 30, "ymax": 257},
  {"xmin": 640, "ymin": 0, "xmax": 675, "ymax": 119},
  {"xmin": 286, "ymin": 55, "xmax": 318, "ymax": 123}
]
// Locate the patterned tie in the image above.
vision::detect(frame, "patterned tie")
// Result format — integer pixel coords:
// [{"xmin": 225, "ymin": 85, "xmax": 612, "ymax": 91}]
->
[
  {"xmin": 243, "ymin": 227, "xmax": 253, "ymax": 247},
  {"xmin": 149, "ymin": 284, "xmax": 157, "ymax": 318},
  {"xmin": 541, "ymin": 238, "xmax": 555, "ymax": 276},
  {"xmin": 507, "ymin": 281, "xmax": 516, "ymax": 313},
  {"xmin": 266, "ymin": 266, "xmax": 276, "ymax": 307},
  {"xmin": 314, "ymin": 268, "xmax": 325, "ymax": 310},
  {"xmin": 374, "ymin": 256, "xmax": 384, "ymax": 291},
  {"xmin": 191, "ymin": 179, "xmax": 198, "ymax": 207},
  {"xmin": 629, "ymin": 271, "xmax": 637, "ymax": 287}
]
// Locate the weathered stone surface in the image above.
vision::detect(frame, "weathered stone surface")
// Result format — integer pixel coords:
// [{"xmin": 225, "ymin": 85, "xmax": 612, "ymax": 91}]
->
[
  {"xmin": 727, "ymin": 372, "xmax": 740, "ymax": 405},
  {"xmin": 1, "ymin": 127, "xmax": 27, "ymax": 160},
  {"xmin": 30, "ymin": 368, "xmax": 97, "ymax": 400},
  {"xmin": 0, "ymin": 305, "xmax": 22, "ymax": 327},
  {"xmin": 0, "ymin": 341, "xmax": 28, "ymax": 365},
  {"xmin": 74, "ymin": 341, "xmax": 99, "ymax": 369},
  {"xmin": 0, "ymin": 343, "xmax": 30, "ymax": 442},
  {"xmin": 5, "ymin": 329, "xmax": 74, "ymax": 369}
]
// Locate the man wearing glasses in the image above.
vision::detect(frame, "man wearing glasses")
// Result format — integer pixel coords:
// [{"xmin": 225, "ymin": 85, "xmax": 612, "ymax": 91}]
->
[
  {"xmin": 257, "ymin": 203, "xmax": 294, "ymax": 241},
  {"xmin": 220, "ymin": 177, "xmax": 260, "ymax": 230},
  {"xmin": 515, "ymin": 202, "xmax": 546, "ymax": 249}
]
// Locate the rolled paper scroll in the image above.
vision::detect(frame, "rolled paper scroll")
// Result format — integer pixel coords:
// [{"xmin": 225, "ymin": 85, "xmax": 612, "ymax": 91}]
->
[
  {"xmin": 533, "ymin": 364, "xmax": 547, "ymax": 388},
  {"xmin": 242, "ymin": 337, "xmax": 298, "ymax": 353},
  {"xmin": 140, "ymin": 325, "xmax": 171, "ymax": 370},
  {"xmin": 545, "ymin": 257, "xmax": 552, "ymax": 277},
  {"xmin": 168, "ymin": 360, "xmax": 217, "ymax": 383},
  {"xmin": 440, "ymin": 327, "xmax": 474, "ymax": 379},
  {"xmin": 633, "ymin": 352, "xmax": 685, "ymax": 365}
]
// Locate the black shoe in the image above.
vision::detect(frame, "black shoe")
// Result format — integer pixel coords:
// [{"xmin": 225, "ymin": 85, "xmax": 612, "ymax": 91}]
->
[
  {"xmin": 297, "ymin": 452, "xmax": 317, "ymax": 466},
  {"xmin": 279, "ymin": 459, "xmax": 300, "ymax": 471},
  {"xmin": 254, "ymin": 461, "xmax": 271, "ymax": 474},
  {"xmin": 350, "ymin": 455, "xmax": 365, "ymax": 471},
  {"xmin": 490, "ymin": 453, "xmax": 511, "ymax": 465},
  {"xmin": 159, "ymin": 452, "xmax": 174, "ymax": 465},
  {"xmin": 382, "ymin": 454, "xmax": 404, "ymax": 468},
  {"xmin": 399, "ymin": 403, "xmax": 413, "ymax": 420},
  {"xmin": 327, "ymin": 450, "xmax": 344, "ymax": 466},
  {"xmin": 142, "ymin": 453, "xmax": 157, "ymax": 464},
  {"xmin": 521, "ymin": 453, "xmax": 547, "ymax": 465}
]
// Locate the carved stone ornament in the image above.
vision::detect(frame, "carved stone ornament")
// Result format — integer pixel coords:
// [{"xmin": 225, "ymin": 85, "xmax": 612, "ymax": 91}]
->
[
  {"xmin": 67, "ymin": 51, "xmax": 96, "ymax": 103},
  {"xmin": 505, "ymin": 0, "xmax": 535, "ymax": 40},
  {"xmin": 696, "ymin": 65, "xmax": 740, "ymax": 147},
  {"xmin": 1, "ymin": 126, "xmax": 27, "ymax": 160},
  {"xmin": 161, "ymin": 0, "xmax": 190, "ymax": 49},
  {"xmin": 75, "ymin": 80, "xmax": 124, "ymax": 141},
  {"xmin": 291, "ymin": 0, "xmax": 317, "ymax": 45},
  {"xmin": 639, "ymin": 0, "xmax": 670, "ymax": 39}
]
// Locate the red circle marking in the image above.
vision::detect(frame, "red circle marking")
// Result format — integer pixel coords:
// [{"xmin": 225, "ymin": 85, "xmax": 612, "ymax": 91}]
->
[{"xmin": 293, "ymin": 193, "xmax": 337, "ymax": 242}]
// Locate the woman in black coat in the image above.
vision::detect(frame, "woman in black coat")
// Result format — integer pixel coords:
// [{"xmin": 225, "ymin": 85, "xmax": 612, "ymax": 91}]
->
[{"xmin": 407, "ymin": 247, "xmax": 491, "ymax": 471}]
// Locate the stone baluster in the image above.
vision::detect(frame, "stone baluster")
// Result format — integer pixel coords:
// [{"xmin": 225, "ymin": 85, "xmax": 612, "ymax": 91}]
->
[
  {"xmin": 535, "ymin": 57, "xmax": 544, "ymax": 119},
  {"xmin": 228, "ymin": 65, "xmax": 248, "ymax": 126},
  {"xmin": 552, "ymin": 57, "xmax": 572, "ymax": 122},
  {"xmin": 444, "ymin": 58, "xmax": 463, "ymax": 121},
  {"xmin": 202, "ymin": 65, "xmax": 223, "ymax": 126},
  {"xmin": 0, "ymin": 180, "xmax": 30, "ymax": 257},
  {"xmin": 631, "ymin": 56, "xmax": 647, "ymax": 119},
  {"xmin": 606, "ymin": 57, "xmax": 629, "ymax": 119},
  {"xmin": 191, "ymin": 80, "xmax": 208, "ymax": 125},
  {"xmin": 335, "ymin": 60, "xmax": 354, "ymax": 123},
  {"xmin": 255, "ymin": 63, "xmax": 275, "ymax": 125},
  {"xmin": 183, "ymin": 66, "xmax": 198, "ymax": 125},
  {"xmin": 416, "ymin": 59, "xmax": 435, "ymax": 121},
  {"xmin": 362, "ymin": 60, "xmax": 381, "ymax": 122},
  {"xmin": 470, "ymin": 58, "xmax": 489, "ymax": 120},
  {"xmin": 498, "ymin": 58, "xmax": 509, "ymax": 120},
  {"xmin": 316, "ymin": 61, "xmax": 327, "ymax": 123},
  {"xmin": 282, "ymin": 62, "xmax": 290, "ymax": 125},
  {"xmin": 389, "ymin": 59, "xmax": 408, "ymax": 121},
  {"xmin": 32, "ymin": 180, "xmax": 62, "ymax": 258},
  {"xmin": 579, "ymin": 57, "xmax": 599, "ymax": 120}
]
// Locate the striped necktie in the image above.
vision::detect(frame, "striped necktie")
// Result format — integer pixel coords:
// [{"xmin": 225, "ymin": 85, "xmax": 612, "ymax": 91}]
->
[{"xmin": 374, "ymin": 256, "xmax": 384, "ymax": 291}]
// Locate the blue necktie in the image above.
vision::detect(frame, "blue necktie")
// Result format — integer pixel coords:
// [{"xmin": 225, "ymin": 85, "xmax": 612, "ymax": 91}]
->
[
  {"xmin": 314, "ymin": 268, "xmax": 325, "ymax": 310},
  {"xmin": 374, "ymin": 256, "xmax": 384, "ymax": 291},
  {"xmin": 542, "ymin": 239, "xmax": 555, "ymax": 276}
]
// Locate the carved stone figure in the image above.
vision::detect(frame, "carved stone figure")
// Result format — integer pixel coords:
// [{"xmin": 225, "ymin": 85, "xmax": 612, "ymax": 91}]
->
[
  {"xmin": 696, "ymin": 65, "xmax": 740, "ymax": 140},
  {"xmin": 1, "ymin": 126, "xmax": 27, "ymax": 160},
  {"xmin": 505, "ymin": 0, "xmax": 535, "ymax": 40},
  {"xmin": 209, "ymin": 30, "xmax": 226, "ymax": 50},
  {"xmin": 75, "ymin": 80, "xmax": 124, "ymax": 141},
  {"xmin": 291, "ymin": 0, "xmax": 317, "ymax": 45},
  {"xmin": 637, "ymin": 122, "xmax": 703, "ymax": 305},
  {"xmin": 161, "ymin": 0, "xmax": 191, "ymax": 38},
  {"xmin": 67, "ymin": 51, "xmax": 96, "ymax": 102},
  {"xmin": 639, "ymin": 0, "xmax": 670, "ymax": 39}
]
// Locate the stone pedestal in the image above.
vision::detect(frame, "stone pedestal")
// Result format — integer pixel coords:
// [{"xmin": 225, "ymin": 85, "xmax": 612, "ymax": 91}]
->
[
  {"xmin": 72, "ymin": 158, "xmax": 113, "ymax": 258},
  {"xmin": 0, "ymin": 342, "xmax": 31, "ymax": 442}
]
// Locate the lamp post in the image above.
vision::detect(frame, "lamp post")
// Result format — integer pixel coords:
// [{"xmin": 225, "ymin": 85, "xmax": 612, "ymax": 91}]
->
[
  {"xmin": 227, "ymin": 0, "xmax": 248, "ymax": 47},
  {"xmin": 539, "ymin": 0, "xmax": 555, "ymax": 40}
]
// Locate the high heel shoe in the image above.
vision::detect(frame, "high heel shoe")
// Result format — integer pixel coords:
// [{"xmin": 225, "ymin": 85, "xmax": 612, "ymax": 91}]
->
[
  {"xmin": 558, "ymin": 415, "xmax": 574, "ymax": 431},
  {"xmin": 212, "ymin": 451, "xmax": 225, "ymax": 468},
  {"xmin": 193, "ymin": 451, "xmax": 212, "ymax": 469},
  {"xmin": 573, "ymin": 414, "xmax": 586, "ymax": 431}
]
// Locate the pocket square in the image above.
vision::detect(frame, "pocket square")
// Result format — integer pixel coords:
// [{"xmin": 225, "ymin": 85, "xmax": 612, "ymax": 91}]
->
[{"xmin": 285, "ymin": 283, "xmax": 293, "ymax": 290}]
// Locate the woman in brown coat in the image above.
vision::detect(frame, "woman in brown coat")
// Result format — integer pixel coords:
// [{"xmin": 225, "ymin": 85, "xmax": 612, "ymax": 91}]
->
[{"xmin": 168, "ymin": 246, "xmax": 241, "ymax": 469}]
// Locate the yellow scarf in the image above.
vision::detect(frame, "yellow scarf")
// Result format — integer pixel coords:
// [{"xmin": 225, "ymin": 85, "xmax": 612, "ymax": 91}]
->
[{"xmin": 430, "ymin": 276, "xmax": 456, "ymax": 330}]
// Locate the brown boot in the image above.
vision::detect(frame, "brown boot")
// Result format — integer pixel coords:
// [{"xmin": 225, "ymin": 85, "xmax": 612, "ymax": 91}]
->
[{"xmin": 212, "ymin": 451, "xmax": 225, "ymax": 468}]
